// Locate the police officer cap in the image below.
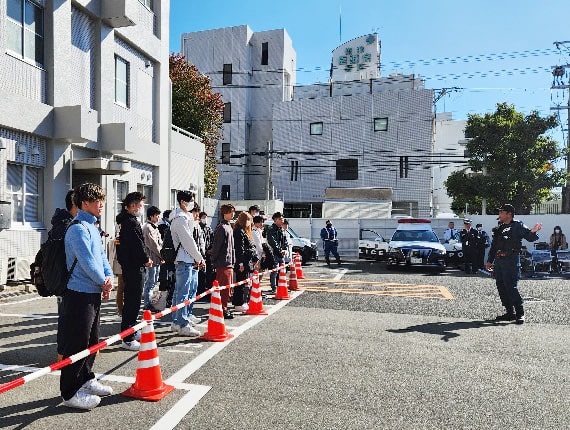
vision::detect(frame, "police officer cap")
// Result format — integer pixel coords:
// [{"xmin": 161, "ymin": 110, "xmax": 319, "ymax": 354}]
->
[
  {"xmin": 497, "ymin": 204, "xmax": 515, "ymax": 214},
  {"xmin": 463, "ymin": 218, "xmax": 472, "ymax": 224}
]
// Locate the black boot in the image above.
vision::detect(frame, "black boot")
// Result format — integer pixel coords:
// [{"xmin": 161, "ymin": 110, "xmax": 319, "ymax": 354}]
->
[
  {"xmin": 495, "ymin": 307, "xmax": 516, "ymax": 322},
  {"xmin": 515, "ymin": 305, "xmax": 525, "ymax": 324},
  {"xmin": 325, "ymin": 257, "xmax": 331, "ymax": 267},
  {"xmin": 336, "ymin": 256, "xmax": 341, "ymax": 266}
]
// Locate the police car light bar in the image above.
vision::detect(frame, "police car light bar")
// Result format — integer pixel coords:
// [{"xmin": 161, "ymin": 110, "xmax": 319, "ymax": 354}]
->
[{"xmin": 397, "ymin": 218, "xmax": 432, "ymax": 224}]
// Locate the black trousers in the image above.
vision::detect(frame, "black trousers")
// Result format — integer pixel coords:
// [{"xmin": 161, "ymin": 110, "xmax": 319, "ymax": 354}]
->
[
  {"xmin": 232, "ymin": 268, "xmax": 251, "ymax": 306},
  {"xmin": 121, "ymin": 267, "xmax": 144, "ymax": 342},
  {"xmin": 60, "ymin": 289, "xmax": 101, "ymax": 400}
]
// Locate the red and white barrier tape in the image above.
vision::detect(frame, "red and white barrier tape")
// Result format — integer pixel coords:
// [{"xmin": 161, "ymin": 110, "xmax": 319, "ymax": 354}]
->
[{"xmin": 0, "ymin": 260, "xmax": 297, "ymax": 394}]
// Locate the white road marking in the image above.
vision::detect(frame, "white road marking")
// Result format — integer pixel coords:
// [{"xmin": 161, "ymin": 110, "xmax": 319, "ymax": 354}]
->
[
  {"xmin": 166, "ymin": 290, "xmax": 303, "ymax": 384},
  {"xmin": 333, "ymin": 269, "xmax": 348, "ymax": 280},
  {"xmin": 148, "ymin": 385, "xmax": 211, "ymax": 430},
  {"xmin": 0, "ymin": 313, "xmax": 55, "ymax": 319},
  {"xmin": 0, "ymin": 296, "xmax": 45, "ymax": 306}
]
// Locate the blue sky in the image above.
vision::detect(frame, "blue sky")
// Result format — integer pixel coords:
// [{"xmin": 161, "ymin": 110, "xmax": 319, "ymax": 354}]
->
[{"xmin": 170, "ymin": 0, "xmax": 569, "ymax": 141}]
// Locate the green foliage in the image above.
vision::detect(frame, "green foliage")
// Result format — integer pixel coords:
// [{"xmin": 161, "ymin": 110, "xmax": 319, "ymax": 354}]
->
[
  {"xmin": 445, "ymin": 103, "xmax": 567, "ymax": 214},
  {"xmin": 169, "ymin": 53, "xmax": 224, "ymax": 197}
]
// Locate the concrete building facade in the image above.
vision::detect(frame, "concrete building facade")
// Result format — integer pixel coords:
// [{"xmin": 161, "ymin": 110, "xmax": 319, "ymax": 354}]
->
[
  {"xmin": 0, "ymin": 0, "xmax": 204, "ymax": 283},
  {"xmin": 181, "ymin": 25, "xmax": 296, "ymax": 201}
]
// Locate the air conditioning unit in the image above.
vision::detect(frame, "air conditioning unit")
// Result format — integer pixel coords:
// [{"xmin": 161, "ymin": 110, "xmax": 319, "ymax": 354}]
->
[{"xmin": 7, "ymin": 257, "xmax": 33, "ymax": 282}]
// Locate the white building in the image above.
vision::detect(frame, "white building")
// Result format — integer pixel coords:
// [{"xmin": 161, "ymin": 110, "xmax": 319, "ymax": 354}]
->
[
  {"xmin": 181, "ymin": 25, "xmax": 296, "ymax": 201},
  {"xmin": 182, "ymin": 26, "xmax": 436, "ymax": 217},
  {"xmin": 432, "ymin": 113, "xmax": 467, "ymax": 216},
  {"xmin": 0, "ymin": 0, "xmax": 204, "ymax": 283}
]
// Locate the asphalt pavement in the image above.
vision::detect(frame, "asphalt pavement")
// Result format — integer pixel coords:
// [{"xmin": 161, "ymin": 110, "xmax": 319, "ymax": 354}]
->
[{"xmin": 1, "ymin": 260, "xmax": 569, "ymax": 429}]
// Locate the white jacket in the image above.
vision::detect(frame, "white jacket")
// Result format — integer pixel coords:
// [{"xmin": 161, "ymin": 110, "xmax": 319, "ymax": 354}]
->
[{"xmin": 169, "ymin": 208, "xmax": 203, "ymax": 264}]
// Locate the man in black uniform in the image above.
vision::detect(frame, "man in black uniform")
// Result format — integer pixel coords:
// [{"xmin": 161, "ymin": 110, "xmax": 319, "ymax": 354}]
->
[
  {"xmin": 460, "ymin": 219, "xmax": 479, "ymax": 274},
  {"xmin": 485, "ymin": 204, "xmax": 542, "ymax": 324}
]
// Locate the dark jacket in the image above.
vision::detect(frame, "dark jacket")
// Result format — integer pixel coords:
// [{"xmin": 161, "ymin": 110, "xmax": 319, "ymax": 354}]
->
[
  {"xmin": 266, "ymin": 223, "xmax": 286, "ymax": 256},
  {"xmin": 209, "ymin": 220, "xmax": 235, "ymax": 269},
  {"xmin": 460, "ymin": 227, "xmax": 479, "ymax": 250},
  {"xmin": 487, "ymin": 219, "xmax": 539, "ymax": 264},
  {"xmin": 116, "ymin": 210, "xmax": 148, "ymax": 270},
  {"xmin": 233, "ymin": 227, "xmax": 258, "ymax": 270},
  {"xmin": 49, "ymin": 208, "xmax": 74, "ymax": 240}
]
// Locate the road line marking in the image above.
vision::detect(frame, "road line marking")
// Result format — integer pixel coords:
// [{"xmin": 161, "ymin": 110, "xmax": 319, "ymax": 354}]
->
[
  {"xmin": 166, "ymin": 290, "xmax": 303, "ymax": 384},
  {"xmin": 149, "ymin": 385, "xmax": 211, "ymax": 430},
  {"xmin": 333, "ymin": 269, "xmax": 348, "ymax": 280}
]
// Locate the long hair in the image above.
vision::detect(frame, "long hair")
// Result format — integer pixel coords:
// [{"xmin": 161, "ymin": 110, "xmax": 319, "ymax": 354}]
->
[{"xmin": 234, "ymin": 211, "xmax": 252, "ymax": 240}]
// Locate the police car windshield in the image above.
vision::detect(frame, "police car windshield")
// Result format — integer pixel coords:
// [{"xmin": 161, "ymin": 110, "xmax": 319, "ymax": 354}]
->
[{"xmin": 392, "ymin": 230, "xmax": 439, "ymax": 243}]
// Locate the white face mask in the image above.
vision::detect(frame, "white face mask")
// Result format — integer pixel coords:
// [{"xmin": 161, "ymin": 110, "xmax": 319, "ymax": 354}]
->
[
  {"xmin": 200, "ymin": 217, "xmax": 207, "ymax": 223},
  {"xmin": 137, "ymin": 207, "xmax": 145, "ymax": 217}
]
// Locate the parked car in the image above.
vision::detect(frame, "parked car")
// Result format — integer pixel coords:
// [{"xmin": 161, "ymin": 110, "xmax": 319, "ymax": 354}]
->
[
  {"xmin": 386, "ymin": 218, "xmax": 446, "ymax": 271},
  {"xmin": 263, "ymin": 221, "xmax": 318, "ymax": 265},
  {"xmin": 443, "ymin": 231, "xmax": 464, "ymax": 268},
  {"xmin": 358, "ymin": 228, "xmax": 389, "ymax": 261}
]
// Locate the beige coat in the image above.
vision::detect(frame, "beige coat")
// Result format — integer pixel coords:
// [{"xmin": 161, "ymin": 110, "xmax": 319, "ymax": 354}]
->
[{"xmin": 143, "ymin": 221, "xmax": 163, "ymax": 263}]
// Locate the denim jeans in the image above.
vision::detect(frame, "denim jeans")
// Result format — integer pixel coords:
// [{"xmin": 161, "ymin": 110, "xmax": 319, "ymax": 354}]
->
[
  {"xmin": 270, "ymin": 256, "xmax": 285, "ymax": 290},
  {"xmin": 143, "ymin": 263, "xmax": 160, "ymax": 308},
  {"xmin": 173, "ymin": 262, "xmax": 198, "ymax": 327}
]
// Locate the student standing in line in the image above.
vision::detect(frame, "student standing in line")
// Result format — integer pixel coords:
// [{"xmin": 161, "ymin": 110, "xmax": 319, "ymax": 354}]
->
[
  {"xmin": 60, "ymin": 183, "xmax": 113, "ymax": 410},
  {"xmin": 233, "ymin": 211, "xmax": 258, "ymax": 312},
  {"xmin": 116, "ymin": 192, "xmax": 152, "ymax": 351},
  {"xmin": 142, "ymin": 206, "xmax": 163, "ymax": 311},
  {"xmin": 170, "ymin": 192, "xmax": 205, "ymax": 336},
  {"xmin": 209, "ymin": 203, "xmax": 236, "ymax": 319}
]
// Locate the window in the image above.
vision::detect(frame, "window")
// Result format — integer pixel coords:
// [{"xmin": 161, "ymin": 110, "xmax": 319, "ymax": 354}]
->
[
  {"xmin": 336, "ymin": 159, "xmax": 358, "ymax": 180},
  {"xmin": 6, "ymin": 0, "xmax": 44, "ymax": 66},
  {"xmin": 221, "ymin": 185, "xmax": 230, "ymax": 200},
  {"xmin": 223, "ymin": 102, "xmax": 231, "ymax": 123},
  {"xmin": 137, "ymin": 184, "xmax": 153, "ymax": 222},
  {"xmin": 138, "ymin": 0, "xmax": 153, "ymax": 10},
  {"xmin": 221, "ymin": 142, "xmax": 230, "ymax": 164},
  {"xmin": 310, "ymin": 122, "xmax": 323, "ymax": 135},
  {"xmin": 399, "ymin": 156, "xmax": 409, "ymax": 178},
  {"xmin": 6, "ymin": 163, "xmax": 43, "ymax": 224},
  {"xmin": 223, "ymin": 63, "xmax": 232, "ymax": 85},
  {"xmin": 290, "ymin": 160, "xmax": 299, "ymax": 181},
  {"xmin": 115, "ymin": 55, "xmax": 130, "ymax": 107},
  {"xmin": 170, "ymin": 189, "xmax": 177, "ymax": 210},
  {"xmin": 374, "ymin": 117, "xmax": 388, "ymax": 132},
  {"xmin": 114, "ymin": 180, "xmax": 128, "ymax": 218},
  {"xmin": 261, "ymin": 42, "xmax": 268, "ymax": 65}
]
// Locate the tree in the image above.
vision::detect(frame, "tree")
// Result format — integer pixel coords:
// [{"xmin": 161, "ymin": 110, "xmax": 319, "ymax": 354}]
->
[
  {"xmin": 169, "ymin": 53, "xmax": 224, "ymax": 197},
  {"xmin": 445, "ymin": 103, "xmax": 567, "ymax": 215}
]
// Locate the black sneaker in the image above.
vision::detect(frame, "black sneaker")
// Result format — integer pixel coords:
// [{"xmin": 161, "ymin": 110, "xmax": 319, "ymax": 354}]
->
[
  {"xmin": 495, "ymin": 313, "xmax": 516, "ymax": 322},
  {"xmin": 515, "ymin": 315, "xmax": 525, "ymax": 325},
  {"xmin": 223, "ymin": 310, "xmax": 234, "ymax": 320}
]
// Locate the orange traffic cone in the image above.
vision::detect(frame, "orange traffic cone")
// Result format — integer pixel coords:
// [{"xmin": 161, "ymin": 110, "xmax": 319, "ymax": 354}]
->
[
  {"xmin": 245, "ymin": 271, "xmax": 268, "ymax": 315},
  {"xmin": 122, "ymin": 310, "xmax": 174, "ymax": 401},
  {"xmin": 274, "ymin": 263, "xmax": 290, "ymax": 300},
  {"xmin": 295, "ymin": 252, "xmax": 305, "ymax": 279},
  {"xmin": 199, "ymin": 281, "xmax": 234, "ymax": 342},
  {"xmin": 288, "ymin": 261, "xmax": 300, "ymax": 291}
]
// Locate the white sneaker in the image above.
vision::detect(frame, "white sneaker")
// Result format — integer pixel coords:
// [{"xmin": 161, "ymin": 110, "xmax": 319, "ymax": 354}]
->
[
  {"xmin": 171, "ymin": 323, "xmax": 181, "ymax": 332},
  {"xmin": 81, "ymin": 378, "xmax": 113, "ymax": 396},
  {"xmin": 234, "ymin": 304, "xmax": 249, "ymax": 312},
  {"xmin": 62, "ymin": 390, "xmax": 101, "ymax": 410},
  {"xmin": 134, "ymin": 331, "xmax": 141, "ymax": 341},
  {"xmin": 188, "ymin": 314, "xmax": 201, "ymax": 324},
  {"xmin": 121, "ymin": 340, "xmax": 140, "ymax": 351},
  {"xmin": 177, "ymin": 325, "xmax": 200, "ymax": 337}
]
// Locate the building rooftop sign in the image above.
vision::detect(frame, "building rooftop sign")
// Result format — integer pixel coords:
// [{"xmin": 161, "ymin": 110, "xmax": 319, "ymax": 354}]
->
[{"xmin": 331, "ymin": 34, "xmax": 380, "ymax": 82}]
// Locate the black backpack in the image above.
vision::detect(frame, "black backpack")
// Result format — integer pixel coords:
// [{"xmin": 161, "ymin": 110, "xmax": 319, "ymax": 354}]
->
[
  {"xmin": 30, "ymin": 220, "xmax": 82, "ymax": 297},
  {"xmin": 160, "ymin": 226, "xmax": 181, "ymax": 264}
]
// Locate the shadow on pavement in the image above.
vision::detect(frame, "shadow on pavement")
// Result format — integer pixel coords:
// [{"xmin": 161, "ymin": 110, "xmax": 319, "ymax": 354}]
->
[{"xmin": 386, "ymin": 319, "xmax": 505, "ymax": 342}]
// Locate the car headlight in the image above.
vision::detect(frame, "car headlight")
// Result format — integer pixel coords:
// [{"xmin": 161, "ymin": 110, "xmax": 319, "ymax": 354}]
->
[{"xmin": 388, "ymin": 247, "xmax": 400, "ymax": 253}]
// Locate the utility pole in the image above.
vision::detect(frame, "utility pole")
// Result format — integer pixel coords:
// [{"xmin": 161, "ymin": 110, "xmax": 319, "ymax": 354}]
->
[
  {"xmin": 551, "ymin": 57, "xmax": 570, "ymax": 212},
  {"xmin": 265, "ymin": 140, "xmax": 273, "ymax": 201}
]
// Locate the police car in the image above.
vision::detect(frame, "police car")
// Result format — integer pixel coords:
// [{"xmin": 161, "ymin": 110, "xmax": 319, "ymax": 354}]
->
[
  {"xmin": 443, "ymin": 231, "xmax": 464, "ymax": 268},
  {"xmin": 358, "ymin": 229, "xmax": 390, "ymax": 261},
  {"xmin": 386, "ymin": 219, "xmax": 447, "ymax": 271}
]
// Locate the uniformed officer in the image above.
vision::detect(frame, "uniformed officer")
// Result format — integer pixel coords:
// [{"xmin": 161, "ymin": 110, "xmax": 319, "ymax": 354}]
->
[
  {"xmin": 320, "ymin": 220, "xmax": 341, "ymax": 266},
  {"xmin": 485, "ymin": 204, "xmax": 542, "ymax": 324},
  {"xmin": 475, "ymin": 223, "xmax": 490, "ymax": 270},
  {"xmin": 460, "ymin": 219, "xmax": 479, "ymax": 274}
]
